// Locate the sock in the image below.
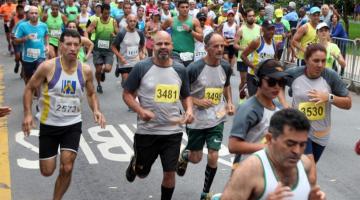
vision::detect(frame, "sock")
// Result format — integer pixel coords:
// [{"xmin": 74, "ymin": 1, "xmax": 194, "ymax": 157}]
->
[
  {"xmin": 161, "ymin": 185, "xmax": 175, "ymax": 200},
  {"xmin": 181, "ymin": 150, "xmax": 189, "ymax": 162},
  {"xmin": 203, "ymin": 165, "xmax": 217, "ymax": 193}
]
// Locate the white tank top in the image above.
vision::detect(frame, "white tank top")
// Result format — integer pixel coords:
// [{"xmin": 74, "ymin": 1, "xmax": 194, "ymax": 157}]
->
[
  {"xmin": 255, "ymin": 149, "xmax": 311, "ymax": 200},
  {"xmin": 222, "ymin": 22, "xmax": 236, "ymax": 39},
  {"xmin": 38, "ymin": 57, "xmax": 85, "ymax": 126},
  {"xmin": 248, "ymin": 37, "xmax": 275, "ymax": 75},
  {"xmin": 79, "ymin": 13, "xmax": 89, "ymax": 30}
]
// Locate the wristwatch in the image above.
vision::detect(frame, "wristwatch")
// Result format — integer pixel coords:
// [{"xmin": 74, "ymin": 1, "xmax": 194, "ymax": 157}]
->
[{"xmin": 328, "ymin": 94, "xmax": 335, "ymax": 104}]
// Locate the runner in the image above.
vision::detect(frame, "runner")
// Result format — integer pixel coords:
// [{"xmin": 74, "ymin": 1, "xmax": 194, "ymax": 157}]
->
[
  {"xmin": 228, "ymin": 59, "xmax": 286, "ymax": 168},
  {"xmin": 118, "ymin": 2, "xmax": 132, "ymax": 29},
  {"xmin": 65, "ymin": 0, "xmax": 79, "ymax": 22},
  {"xmin": 0, "ymin": 0, "xmax": 17, "ymax": 53},
  {"xmin": 292, "ymin": 6, "xmax": 320, "ymax": 66},
  {"xmin": 14, "ymin": 6, "xmax": 49, "ymax": 84},
  {"xmin": 233, "ymin": 8, "xmax": 260, "ymax": 102},
  {"xmin": 193, "ymin": 12, "xmax": 213, "ymax": 61},
  {"xmin": 42, "ymin": 1, "xmax": 67, "ymax": 59},
  {"xmin": 241, "ymin": 20, "xmax": 276, "ymax": 97},
  {"xmin": 218, "ymin": 10, "xmax": 238, "ymax": 71},
  {"xmin": 162, "ymin": 0, "xmax": 203, "ymax": 67},
  {"xmin": 77, "ymin": 3, "xmax": 90, "ymax": 32},
  {"xmin": 123, "ymin": 31, "xmax": 193, "ymax": 200},
  {"xmin": 9, "ymin": 4, "xmax": 26, "ymax": 74},
  {"xmin": 87, "ymin": 2, "xmax": 102, "ymax": 42},
  {"xmin": 222, "ymin": 109, "xmax": 326, "ymax": 200},
  {"xmin": 111, "ymin": 14, "xmax": 145, "ymax": 84},
  {"xmin": 273, "ymin": 8, "xmax": 289, "ymax": 60},
  {"xmin": 279, "ymin": 44, "xmax": 352, "ymax": 163},
  {"xmin": 66, "ymin": 21, "xmax": 94, "ymax": 63},
  {"xmin": 87, "ymin": 3, "xmax": 119, "ymax": 94},
  {"xmin": 176, "ymin": 32, "xmax": 234, "ymax": 200},
  {"xmin": 22, "ymin": 29, "xmax": 106, "ymax": 200},
  {"xmin": 145, "ymin": 10, "xmax": 161, "ymax": 57},
  {"xmin": 136, "ymin": 6, "xmax": 146, "ymax": 32}
]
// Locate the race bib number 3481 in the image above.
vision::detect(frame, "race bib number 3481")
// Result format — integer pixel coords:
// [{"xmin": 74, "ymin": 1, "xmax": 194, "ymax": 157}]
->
[
  {"xmin": 298, "ymin": 102, "xmax": 326, "ymax": 121},
  {"xmin": 154, "ymin": 84, "xmax": 179, "ymax": 103}
]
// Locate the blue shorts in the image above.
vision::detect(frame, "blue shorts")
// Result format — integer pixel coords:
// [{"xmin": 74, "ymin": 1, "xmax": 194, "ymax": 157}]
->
[
  {"xmin": 304, "ymin": 138, "xmax": 325, "ymax": 163},
  {"xmin": 237, "ymin": 61, "xmax": 248, "ymax": 72}
]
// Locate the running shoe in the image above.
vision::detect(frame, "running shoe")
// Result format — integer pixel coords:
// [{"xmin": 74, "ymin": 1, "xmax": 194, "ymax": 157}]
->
[
  {"xmin": 97, "ymin": 85, "xmax": 103, "ymax": 94},
  {"xmin": 176, "ymin": 150, "xmax": 189, "ymax": 176},
  {"xmin": 126, "ymin": 156, "xmax": 136, "ymax": 182}
]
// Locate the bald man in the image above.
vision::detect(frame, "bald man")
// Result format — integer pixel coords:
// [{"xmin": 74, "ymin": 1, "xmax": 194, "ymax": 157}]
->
[
  {"xmin": 111, "ymin": 14, "xmax": 146, "ymax": 85},
  {"xmin": 14, "ymin": 6, "xmax": 49, "ymax": 84},
  {"xmin": 123, "ymin": 31, "xmax": 194, "ymax": 200}
]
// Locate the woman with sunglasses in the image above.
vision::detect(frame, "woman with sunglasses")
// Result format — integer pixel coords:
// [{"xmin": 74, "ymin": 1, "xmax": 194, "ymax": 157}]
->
[
  {"xmin": 316, "ymin": 22, "xmax": 345, "ymax": 74},
  {"xmin": 66, "ymin": 21, "xmax": 94, "ymax": 63},
  {"xmin": 229, "ymin": 59, "xmax": 288, "ymax": 168},
  {"xmin": 279, "ymin": 43, "xmax": 351, "ymax": 163}
]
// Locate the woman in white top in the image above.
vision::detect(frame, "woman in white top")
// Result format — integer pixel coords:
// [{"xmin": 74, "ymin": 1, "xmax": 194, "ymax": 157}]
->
[{"xmin": 77, "ymin": 3, "xmax": 90, "ymax": 32}]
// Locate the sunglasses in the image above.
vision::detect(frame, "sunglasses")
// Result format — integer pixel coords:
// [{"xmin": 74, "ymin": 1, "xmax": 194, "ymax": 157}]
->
[{"xmin": 263, "ymin": 77, "xmax": 287, "ymax": 87}]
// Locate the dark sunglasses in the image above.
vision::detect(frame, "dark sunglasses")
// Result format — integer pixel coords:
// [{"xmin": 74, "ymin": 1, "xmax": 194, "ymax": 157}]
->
[{"xmin": 263, "ymin": 77, "xmax": 287, "ymax": 87}]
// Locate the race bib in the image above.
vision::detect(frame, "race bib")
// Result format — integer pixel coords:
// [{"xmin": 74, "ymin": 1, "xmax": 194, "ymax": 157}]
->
[
  {"xmin": 180, "ymin": 52, "xmax": 194, "ymax": 62},
  {"xmin": 55, "ymin": 97, "xmax": 81, "ymax": 116},
  {"xmin": 274, "ymin": 35, "xmax": 283, "ymax": 43},
  {"xmin": 176, "ymin": 26, "xmax": 184, "ymax": 32},
  {"xmin": 26, "ymin": 48, "xmax": 40, "ymax": 59},
  {"xmin": 154, "ymin": 84, "xmax": 179, "ymax": 103},
  {"xmin": 204, "ymin": 88, "xmax": 223, "ymax": 105},
  {"xmin": 50, "ymin": 29, "xmax": 62, "ymax": 38},
  {"xmin": 194, "ymin": 50, "xmax": 207, "ymax": 58},
  {"xmin": 98, "ymin": 40, "xmax": 110, "ymax": 49},
  {"xmin": 298, "ymin": 102, "xmax": 326, "ymax": 121},
  {"xmin": 127, "ymin": 46, "xmax": 139, "ymax": 57}
]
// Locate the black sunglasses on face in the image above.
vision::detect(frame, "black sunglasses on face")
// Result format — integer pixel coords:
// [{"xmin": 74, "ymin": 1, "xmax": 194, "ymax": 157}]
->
[{"xmin": 263, "ymin": 77, "xmax": 287, "ymax": 87}]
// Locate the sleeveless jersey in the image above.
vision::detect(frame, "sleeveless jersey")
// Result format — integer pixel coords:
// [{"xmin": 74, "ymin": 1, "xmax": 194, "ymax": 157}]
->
[
  {"xmin": 38, "ymin": 58, "xmax": 85, "ymax": 126},
  {"xmin": 94, "ymin": 17, "xmax": 115, "ymax": 52},
  {"xmin": 238, "ymin": 24, "xmax": 261, "ymax": 61},
  {"xmin": 222, "ymin": 22, "xmax": 236, "ymax": 39},
  {"xmin": 297, "ymin": 23, "xmax": 317, "ymax": 59},
  {"xmin": 79, "ymin": 13, "xmax": 89, "ymax": 31},
  {"xmin": 46, "ymin": 13, "xmax": 63, "ymax": 47},
  {"xmin": 255, "ymin": 149, "xmax": 311, "ymax": 200},
  {"xmin": 248, "ymin": 37, "xmax": 275, "ymax": 75},
  {"xmin": 172, "ymin": 16, "xmax": 194, "ymax": 53}
]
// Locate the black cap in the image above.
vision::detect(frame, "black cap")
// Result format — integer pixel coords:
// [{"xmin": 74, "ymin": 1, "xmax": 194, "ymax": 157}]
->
[
  {"xmin": 196, "ymin": 12, "xmax": 207, "ymax": 20},
  {"xmin": 256, "ymin": 59, "xmax": 290, "ymax": 79},
  {"xmin": 262, "ymin": 20, "xmax": 275, "ymax": 29}
]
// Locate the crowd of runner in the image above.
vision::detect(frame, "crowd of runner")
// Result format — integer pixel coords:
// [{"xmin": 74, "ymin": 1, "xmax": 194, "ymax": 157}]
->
[{"xmin": 0, "ymin": 0, "xmax": 357, "ymax": 199}]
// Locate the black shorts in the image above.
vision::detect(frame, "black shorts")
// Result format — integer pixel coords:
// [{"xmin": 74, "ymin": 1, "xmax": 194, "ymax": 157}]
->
[
  {"xmin": 39, "ymin": 122, "xmax": 82, "ymax": 159},
  {"xmin": 237, "ymin": 61, "xmax": 248, "ymax": 72},
  {"xmin": 117, "ymin": 66, "xmax": 132, "ymax": 74},
  {"xmin": 22, "ymin": 58, "xmax": 45, "ymax": 78},
  {"xmin": 224, "ymin": 45, "xmax": 236, "ymax": 59},
  {"xmin": 4, "ymin": 23, "xmax": 10, "ymax": 33},
  {"xmin": 133, "ymin": 133, "xmax": 182, "ymax": 176}
]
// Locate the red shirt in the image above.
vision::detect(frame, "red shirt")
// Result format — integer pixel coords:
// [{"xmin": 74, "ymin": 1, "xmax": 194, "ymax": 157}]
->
[{"xmin": 145, "ymin": 4, "xmax": 158, "ymax": 17}]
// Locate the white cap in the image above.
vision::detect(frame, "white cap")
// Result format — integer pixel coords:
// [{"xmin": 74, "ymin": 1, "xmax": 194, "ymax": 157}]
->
[
  {"xmin": 288, "ymin": 1, "xmax": 296, "ymax": 9},
  {"xmin": 117, "ymin": 0, "xmax": 124, "ymax": 2},
  {"xmin": 316, "ymin": 22, "xmax": 329, "ymax": 30},
  {"xmin": 189, "ymin": 0, "xmax": 196, "ymax": 3},
  {"xmin": 218, "ymin": 0, "xmax": 224, "ymax": 4},
  {"xmin": 24, "ymin": 5, "xmax": 31, "ymax": 12}
]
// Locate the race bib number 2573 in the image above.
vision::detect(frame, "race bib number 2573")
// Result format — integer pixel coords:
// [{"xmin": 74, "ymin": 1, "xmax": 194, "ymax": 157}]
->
[{"xmin": 154, "ymin": 84, "xmax": 179, "ymax": 103}]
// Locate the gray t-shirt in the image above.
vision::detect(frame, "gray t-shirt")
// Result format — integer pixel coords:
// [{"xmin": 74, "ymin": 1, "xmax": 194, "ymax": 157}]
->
[
  {"xmin": 230, "ymin": 96, "xmax": 281, "ymax": 162},
  {"xmin": 112, "ymin": 28, "xmax": 145, "ymax": 68},
  {"xmin": 265, "ymin": 4, "xmax": 274, "ymax": 20},
  {"xmin": 285, "ymin": 66, "xmax": 349, "ymax": 146},
  {"xmin": 123, "ymin": 58, "xmax": 190, "ymax": 135},
  {"xmin": 187, "ymin": 59, "xmax": 232, "ymax": 129}
]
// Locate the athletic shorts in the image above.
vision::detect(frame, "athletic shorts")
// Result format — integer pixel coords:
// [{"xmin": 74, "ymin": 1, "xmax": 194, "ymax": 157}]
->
[
  {"xmin": 93, "ymin": 50, "xmax": 114, "ymax": 66},
  {"xmin": 246, "ymin": 73, "xmax": 257, "ymax": 97},
  {"xmin": 117, "ymin": 67, "xmax": 132, "ymax": 74},
  {"xmin": 186, "ymin": 122, "xmax": 224, "ymax": 151},
  {"xmin": 224, "ymin": 45, "xmax": 236, "ymax": 59},
  {"xmin": 39, "ymin": 122, "xmax": 82, "ymax": 159},
  {"xmin": 4, "ymin": 23, "xmax": 10, "ymax": 33},
  {"xmin": 22, "ymin": 58, "xmax": 45, "ymax": 79},
  {"xmin": 133, "ymin": 133, "xmax": 182, "ymax": 174},
  {"xmin": 13, "ymin": 44, "xmax": 22, "ymax": 54},
  {"xmin": 237, "ymin": 61, "xmax": 248, "ymax": 72},
  {"xmin": 304, "ymin": 138, "xmax": 326, "ymax": 163}
]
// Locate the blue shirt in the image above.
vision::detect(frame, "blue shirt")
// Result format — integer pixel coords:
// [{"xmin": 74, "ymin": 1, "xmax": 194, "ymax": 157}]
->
[
  {"xmin": 330, "ymin": 23, "xmax": 348, "ymax": 39},
  {"xmin": 284, "ymin": 11, "xmax": 298, "ymax": 22},
  {"xmin": 137, "ymin": 19, "xmax": 145, "ymax": 32},
  {"xmin": 111, "ymin": 7, "xmax": 124, "ymax": 22},
  {"xmin": 15, "ymin": 21, "xmax": 48, "ymax": 62}
]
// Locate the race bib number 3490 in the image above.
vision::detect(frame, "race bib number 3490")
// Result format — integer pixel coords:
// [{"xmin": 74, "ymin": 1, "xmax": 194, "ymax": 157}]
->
[
  {"xmin": 154, "ymin": 84, "xmax": 179, "ymax": 103},
  {"xmin": 205, "ymin": 88, "xmax": 223, "ymax": 105},
  {"xmin": 298, "ymin": 102, "xmax": 325, "ymax": 121}
]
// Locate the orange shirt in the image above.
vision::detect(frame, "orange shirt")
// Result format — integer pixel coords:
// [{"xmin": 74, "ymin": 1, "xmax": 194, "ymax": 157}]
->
[{"xmin": 0, "ymin": 3, "xmax": 16, "ymax": 22}]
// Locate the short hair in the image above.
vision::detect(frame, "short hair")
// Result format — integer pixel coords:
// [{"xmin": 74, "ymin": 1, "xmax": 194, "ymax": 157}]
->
[
  {"xmin": 177, "ymin": 0, "xmax": 189, "ymax": 7},
  {"xmin": 204, "ymin": 32, "xmax": 222, "ymax": 47},
  {"xmin": 245, "ymin": 8, "xmax": 254, "ymax": 16},
  {"xmin": 259, "ymin": 6, "xmax": 265, "ymax": 11},
  {"xmin": 60, "ymin": 29, "xmax": 81, "ymax": 43},
  {"xmin": 304, "ymin": 43, "xmax": 327, "ymax": 60},
  {"xmin": 268, "ymin": 109, "xmax": 310, "ymax": 139},
  {"xmin": 123, "ymin": 2, "xmax": 131, "ymax": 8},
  {"xmin": 16, "ymin": 5, "xmax": 24, "ymax": 10},
  {"xmin": 51, "ymin": 1, "xmax": 60, "ymax": 7},
  {"xmin": 101, "ymin": 3, "xmax": 111, "ymax": 12}
]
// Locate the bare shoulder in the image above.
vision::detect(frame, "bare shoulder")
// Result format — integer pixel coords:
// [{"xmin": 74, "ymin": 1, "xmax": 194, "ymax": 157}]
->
[
  {"xmin": 81, "ymin": 63, "xmax": 92, "ymax": 75},
  {"xmin": 233, "ymin": 155, "xmax": 263, "ymax": 180},
  {"xmin": 300, "ymin": 154, "xmax": 312, "ymax": 171}
]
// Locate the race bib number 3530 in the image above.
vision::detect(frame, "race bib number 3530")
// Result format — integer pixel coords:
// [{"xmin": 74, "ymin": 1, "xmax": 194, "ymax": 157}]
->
[
  {"xmin": 205, "ymin": 88, "xmax": 223, "ymax": 105},
  {"xmin": 154, "ymin": 84, "xmax": 179, "ymax": 103},
  {"xmin": 298, "ymin": 102, "xmax": 325, "ymax": 121}
]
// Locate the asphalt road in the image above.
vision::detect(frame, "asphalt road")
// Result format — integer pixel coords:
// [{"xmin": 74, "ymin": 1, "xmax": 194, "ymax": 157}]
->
[{"xmin": 1, "ymin": 26, "xmax": 360, "ymax": 200}]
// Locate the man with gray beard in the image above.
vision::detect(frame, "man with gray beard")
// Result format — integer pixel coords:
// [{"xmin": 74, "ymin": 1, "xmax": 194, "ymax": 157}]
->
[{"xmin": 122, "ymin": 31, "xmax": 194, "ymax": 200}]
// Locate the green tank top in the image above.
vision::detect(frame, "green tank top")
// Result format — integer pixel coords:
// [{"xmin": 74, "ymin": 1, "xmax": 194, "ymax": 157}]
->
[
  {"xmin": 172, "ymin": 17, "xmax": 194, "ymax": 53},
  {"xmin": 297, "ymin": 23, "xmax": 318, "ymax": 59},
  {"xmin": 78, "ymin": 47, "xmax": 86, "ymax": 63},
  {"xmin": 95, "ymin": 17, "xmax": 115, "ymax": 52},
  {"xmin": 46, "ymin": 13, "xmax": 63, "ymax": 47},
  {"xmin": 66, "ymin": 6, "xmax": 79, "ymax": 22},
  {"xmin": 89, "ymin": 15, "xmax": 99, "ymax": 41},
  {"xmin": 238, "ymin": 24, "xmax": 261, "ymax": 61}
]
